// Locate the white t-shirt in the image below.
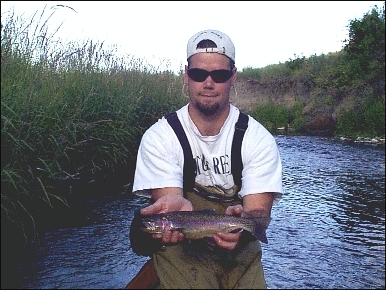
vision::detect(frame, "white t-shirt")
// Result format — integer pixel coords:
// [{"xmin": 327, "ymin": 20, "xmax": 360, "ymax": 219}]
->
[{"xmin": 132, "ymin": 103, "xmax": 283, "ymax": 205}]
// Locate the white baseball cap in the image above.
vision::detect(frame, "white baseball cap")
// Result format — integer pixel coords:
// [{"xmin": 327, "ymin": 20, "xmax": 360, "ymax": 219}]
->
[{"xmin": 187, "ymin": 29, "xmax": 235, "ymax": 63}]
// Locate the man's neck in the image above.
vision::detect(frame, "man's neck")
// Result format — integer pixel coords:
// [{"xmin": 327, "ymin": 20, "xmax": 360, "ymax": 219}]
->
[{"xmin": 188, "ymin": 103, "xmax": 230, "ymax": 136}]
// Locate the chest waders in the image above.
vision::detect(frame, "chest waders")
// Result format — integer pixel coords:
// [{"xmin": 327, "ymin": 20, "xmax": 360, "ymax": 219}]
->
[{"xmin": 127, "ymin": 111, "xmax": 267, "ymax": 289}]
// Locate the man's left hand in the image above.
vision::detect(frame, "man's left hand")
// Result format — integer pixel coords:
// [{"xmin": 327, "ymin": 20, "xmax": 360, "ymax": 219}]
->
[{"xmin": 213, "ymin": 205, "xmax": 243, "ymax": 250}]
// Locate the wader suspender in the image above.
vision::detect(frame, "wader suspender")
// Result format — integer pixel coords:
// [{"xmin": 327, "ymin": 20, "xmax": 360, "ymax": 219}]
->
[
  {"xmin": 231, "ymin": 111, "xmax": 249, "ymax": 191},
  {"xmin": 165, "ymin": 111, "xmax": 249, "ymax": 192},
  {"xmin": 165, "ymin": 112, "xmax": 196, "ymax": 192}
]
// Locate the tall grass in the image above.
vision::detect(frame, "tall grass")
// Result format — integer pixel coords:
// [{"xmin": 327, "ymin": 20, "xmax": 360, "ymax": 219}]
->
[{"xmin": 1, "ymin": 6, "xmax": 186, "ymax": 245}]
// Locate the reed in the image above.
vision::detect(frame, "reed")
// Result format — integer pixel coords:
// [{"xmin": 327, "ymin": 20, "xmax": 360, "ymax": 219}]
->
[{"xmin": 1, "ymin": 6, "xmax": 186, "ymax": 245}]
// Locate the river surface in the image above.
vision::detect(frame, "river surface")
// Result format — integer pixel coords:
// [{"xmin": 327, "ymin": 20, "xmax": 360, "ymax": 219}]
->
[{"xmin": 16, "ymin": 136, "xmax": 385, "ymax": 289}]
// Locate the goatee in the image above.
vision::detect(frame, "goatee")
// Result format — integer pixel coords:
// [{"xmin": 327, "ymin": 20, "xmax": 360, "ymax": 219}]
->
[{"xmin": 196, "ymin": 102, "xmax": 220, "ymax": 116}]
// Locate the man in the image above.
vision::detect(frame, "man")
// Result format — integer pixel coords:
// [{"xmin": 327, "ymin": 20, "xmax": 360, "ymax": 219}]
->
[{"xmin": 132, "ymin": 29, "xmax": 283, "ymax": 289}]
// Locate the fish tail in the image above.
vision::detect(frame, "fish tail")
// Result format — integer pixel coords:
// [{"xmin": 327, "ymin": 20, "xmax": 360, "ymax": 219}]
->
[
  {"xmin": 252, "ymin": 225, "xmax": 268, "ymax": 244},
  {"xmin": 249, "ymin": 217, "xmax": 271, "ymax": 244}
]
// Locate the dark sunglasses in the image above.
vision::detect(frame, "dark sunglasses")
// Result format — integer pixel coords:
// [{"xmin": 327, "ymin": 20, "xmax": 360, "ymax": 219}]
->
[{"xmin": 187, "ymin": 68, "xmax": 233, "ymax": 83}]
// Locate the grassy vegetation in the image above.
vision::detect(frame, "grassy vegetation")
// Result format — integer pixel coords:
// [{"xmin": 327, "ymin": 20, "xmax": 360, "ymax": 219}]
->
[
  {"xmin": 1, "ymin": 3, "xmax": 385, "ymax": 250},
  {"xmin": 1, "ymin": 6, "xmax": 186, "ymax": 246}
]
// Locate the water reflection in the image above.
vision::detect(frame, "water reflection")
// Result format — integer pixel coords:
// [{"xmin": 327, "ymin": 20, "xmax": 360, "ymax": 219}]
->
[{"xmin": 17, "ymin": 136, "xmax": 385, "ymax": 289}]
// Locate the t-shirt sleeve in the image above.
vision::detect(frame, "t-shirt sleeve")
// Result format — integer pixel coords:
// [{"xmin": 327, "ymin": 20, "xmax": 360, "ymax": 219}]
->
[
  {"xmin": 132, "ymin": 119, "xmax": 184, "ymax": 196},
  {"xmin": 238, "ymin": 119, "xmax": 283, "ymax": 205}
]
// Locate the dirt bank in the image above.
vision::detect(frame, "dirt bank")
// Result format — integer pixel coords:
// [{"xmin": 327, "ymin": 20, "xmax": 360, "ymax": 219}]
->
[{"xmin": 231, "ymin": 79, "xmax": 337, "ymax": 136}]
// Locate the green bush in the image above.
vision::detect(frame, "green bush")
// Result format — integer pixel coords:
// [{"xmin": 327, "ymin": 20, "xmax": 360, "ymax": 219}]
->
[
  {"xmin": 289, "ymin": 101, "xmax": 306, "ymax": 131},
  {"xmin": 250, "ymin": 102, "xmax": 289, "ymax": 132},
  {"xmin": 336, "ymin": 110, "xmax": 362, "ymax": 137},
  {"xmin": 336, "ymin": 99, "xmax": 385, "ymax": 137}
]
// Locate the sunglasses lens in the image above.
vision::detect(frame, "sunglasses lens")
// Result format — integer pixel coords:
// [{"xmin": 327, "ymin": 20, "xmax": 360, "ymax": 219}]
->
[
  {"xmin": 187, "ymin": 69, "xmax": 209, "ymax": 82},
  {"xmin": 188, "ymin": 69, "xmax": 233, "ymax": 83},
  {"xmin": 211, "ymin": 70, "xmax": 233, "ymax": 83}
]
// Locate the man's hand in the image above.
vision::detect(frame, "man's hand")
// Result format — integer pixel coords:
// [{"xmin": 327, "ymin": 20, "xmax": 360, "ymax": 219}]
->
[
  {"xmin": 140, "ymin": 194, "xmax": 193, "ymax": 244},
  {"xmin": 213, "ymin": 205, "xmax": 243, "ymax": 250},
  {"xmin": 214, "ymin": 193, "xmax": 274, "ymax": 250}
]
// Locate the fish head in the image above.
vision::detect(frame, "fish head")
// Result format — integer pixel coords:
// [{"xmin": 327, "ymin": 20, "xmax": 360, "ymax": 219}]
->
[{"xmin": 140, "ymin": 215, "xmax": 173, "ymax": 234}]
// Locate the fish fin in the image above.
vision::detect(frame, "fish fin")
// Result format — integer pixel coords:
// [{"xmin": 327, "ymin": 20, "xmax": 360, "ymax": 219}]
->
[
  {"xmin": 253, "ymin": 227, "xmax": 268, "ymax": 244},
  {"xmin": 246, "ymin": 216, "xmax": 272, "ymax": 244}
]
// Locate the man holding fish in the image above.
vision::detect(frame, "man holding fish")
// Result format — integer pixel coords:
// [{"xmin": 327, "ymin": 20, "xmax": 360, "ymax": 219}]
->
[{"xmin": 131, "ymin": 29, "xmax": 283, "ymax": 289}]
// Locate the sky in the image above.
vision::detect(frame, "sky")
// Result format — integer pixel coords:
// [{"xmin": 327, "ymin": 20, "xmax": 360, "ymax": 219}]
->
[{"xmin": 1, "ymin": 1, "xmax": 384, "ymax": 73}]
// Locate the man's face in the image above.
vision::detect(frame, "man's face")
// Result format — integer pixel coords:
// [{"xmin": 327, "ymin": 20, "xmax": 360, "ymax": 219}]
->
[{"xmin": 184, "ymin": 53, "xmax": 236, "ymax": 116}]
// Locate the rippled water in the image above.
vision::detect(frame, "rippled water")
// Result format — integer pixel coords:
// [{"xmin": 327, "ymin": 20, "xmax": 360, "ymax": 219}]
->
[{"xmin": 17, "ymin": 136, "xmax": 385, "ymax": 289}]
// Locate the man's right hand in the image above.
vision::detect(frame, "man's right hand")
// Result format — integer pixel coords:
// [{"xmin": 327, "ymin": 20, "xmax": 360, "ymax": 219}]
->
[{"xmin": 140, "ymin": 193, "xmax": 193, "ymax": 244}]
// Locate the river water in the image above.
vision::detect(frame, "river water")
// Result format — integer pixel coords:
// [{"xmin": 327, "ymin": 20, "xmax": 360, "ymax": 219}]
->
[{"xmin": 16, "ymin": 136, "xmax": 385, "ymax": 289}]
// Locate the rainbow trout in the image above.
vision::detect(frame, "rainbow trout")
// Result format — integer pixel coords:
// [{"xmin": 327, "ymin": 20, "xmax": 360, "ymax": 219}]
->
[{"xmin": 140, "ymin": 209, "xmax": 271, "ymax": 244}]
